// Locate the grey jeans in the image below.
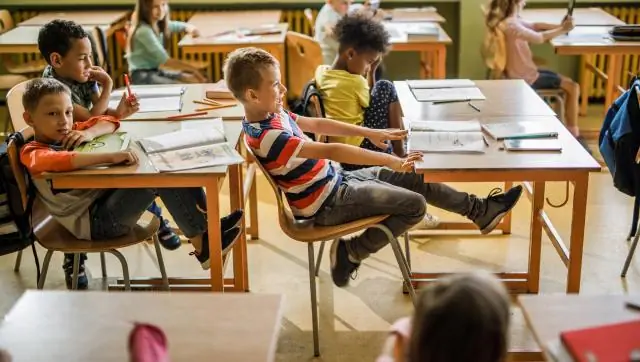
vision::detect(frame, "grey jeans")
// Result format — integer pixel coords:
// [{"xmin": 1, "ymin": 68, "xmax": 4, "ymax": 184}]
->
[
  {"xmin": 313, "ymin": 167, "xmax": 483, "ymax": 261},
  {"xmin": 90, "ymin": 188, "xmax": 207, "ymax": 240}
]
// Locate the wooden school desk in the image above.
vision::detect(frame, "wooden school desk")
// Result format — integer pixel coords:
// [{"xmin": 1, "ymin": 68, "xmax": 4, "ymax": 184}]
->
[
  {"xmin": 520, "ymin": 8, "xmax": 625, "ymax": 27},
  {"xmin": 178, "ymin": 11, "xmax": 288, "ymax": 83},
  {"xmin": 396, "ymin": 80, "xmax": 601, "ymax": 293},
  {"xmin": 389, "ymin": 8, "xmax": 446, "ymax": 23},
  {"xmin": 551, "ymin": 26, "xmax": 640, "ymax": 116},
  {"xmin": 519, "ymin": 294, "xmax": 640, "ymax": 360},
  {"xmin": 0, "ymin": 291, "xmax": 284, "ymax": 362},
  {"xmin": 18, "ymin": 10, "xmax": 129, "ymax": 36},
  {"xmin": 385, "ymin": 22, "xmax": 451, "ymax": 79},
  {"xmin": 119, "ymin": 83, "xmax": 245, "ymax": 121},
  {"xmin": 0, "ymin": 25, "xmax": 110, "ymax": 54},
  {"xmin": 36, "ymin": 121, "xmax": 248, "ymax": 292}
]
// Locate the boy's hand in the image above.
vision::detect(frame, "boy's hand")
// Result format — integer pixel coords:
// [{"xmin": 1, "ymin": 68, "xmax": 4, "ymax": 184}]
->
[
  {"xmin": 88, "ymin": 66, "xmax": 113, "ymax": 87},
  {"xmin": 61, "ymin": 130, "xmax": 93, "ymax": 150},
  {"xmin": 187, "ymin": 25, "xmax": 201, "ymax": 38},
  {"xmin": 387, "ymin": 151, "xmax": 423, "ymax": 173},
  {"xmin": 366, "ymin": 128, "xmax": 408, "ymax": 150},
  {"xmin": 561, "ymin": 16, "xmax": 575, "ymax": 32},
  {"xmin": 109, "ymin": 151, "xmax": 138, "ymax": 166},
  {"xmin": 115, "ymin": 92, "xmax": 140, "ymax": 119}
]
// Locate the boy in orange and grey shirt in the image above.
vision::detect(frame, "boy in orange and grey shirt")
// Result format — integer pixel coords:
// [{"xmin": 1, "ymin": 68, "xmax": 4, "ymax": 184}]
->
[{"xmin": 20, "ymin": 78, "xmax": 243, "ymax": 289}]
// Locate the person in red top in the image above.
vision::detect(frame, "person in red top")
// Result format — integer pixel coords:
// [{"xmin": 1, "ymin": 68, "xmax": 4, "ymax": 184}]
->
[{"xmin": 20, "ymin": 78, "xmax": 243, "ymax": 289}]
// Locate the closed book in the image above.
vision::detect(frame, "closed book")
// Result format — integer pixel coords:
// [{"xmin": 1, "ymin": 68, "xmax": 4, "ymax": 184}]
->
[
  {"xmin": 205, "ymin": 80, "xmax": 234, "ymax": 100},
  {"xmin": 503, "ymin": 139, "xmax": 562, "ymax": 152},
  {"xmin": 560, "ymin": 319, "xmax": 640, "ymax": 362},
  {"xmin": 482, "ymin": 121, "xmax": 558, "ymax": 140}
]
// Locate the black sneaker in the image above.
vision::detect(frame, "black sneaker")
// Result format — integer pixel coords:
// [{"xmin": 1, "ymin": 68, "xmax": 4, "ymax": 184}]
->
[
  {"xmin": 192, "ymin": 227, "xmax": 242, "ymax": 270},
  {"xmin": 473, "ymin": 186, "xmax": 523, "ymax": 234},
  {"xmin": 63, "ymin": 253, "xmax": 88, "ymax": 290},
  {"xmin": 329, "ymin": 239, "xmax": 360, "ymax": 287},
  {"xmin": 157, "ymin": 217, "xmax": 181, "ymax": 251},
  {"xmin": 221, "ymin": 210, "xmax": 244, "ymax": 232}
]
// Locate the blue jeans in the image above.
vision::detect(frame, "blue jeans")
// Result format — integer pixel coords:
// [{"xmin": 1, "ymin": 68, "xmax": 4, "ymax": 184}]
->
[
  {"xmin": 90, "ymin": 188, "xmax": 207, "ymax": 240},
  {"xmin": 313, "ymin": 168, "xmax": 482, "ymax": 261}
]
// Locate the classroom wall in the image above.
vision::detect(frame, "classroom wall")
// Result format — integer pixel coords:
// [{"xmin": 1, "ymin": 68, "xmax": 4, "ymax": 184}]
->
[{"xmin": 2, "ymin": 0, "xmax": 638, "ymax": 86}]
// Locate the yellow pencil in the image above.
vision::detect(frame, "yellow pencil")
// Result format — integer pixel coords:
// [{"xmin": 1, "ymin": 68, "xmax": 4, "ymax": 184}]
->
[
  {"xmin": 193, "ymin": 100, "xmax": 217, "ymax": 106},
  {"xmin": 204, "ymin": 98, "xmax": 224, "ymax": 105},
  {"xmin": 195, "ymin": 104, "xmax": 236, "ymax": 112}
]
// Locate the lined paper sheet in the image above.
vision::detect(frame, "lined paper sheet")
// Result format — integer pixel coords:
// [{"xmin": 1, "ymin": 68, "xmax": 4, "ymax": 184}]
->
[
  {"xmin": 108, "ymin": 96, "xmax": 182, "ymax": 113},
  {"xmin": 411, "ymin": 87, "xmax": 486, "ymax": 102},
  {"xmin": 409, "ymin": 131, "xmax": 485, "ymax": 153},
  {"xmin": 111, "ymin": 86, "xmax": 185, "ymax": 99},
  {"xmin": 410, "ymin": 120, "xmax": 481, "ymax": 132}
]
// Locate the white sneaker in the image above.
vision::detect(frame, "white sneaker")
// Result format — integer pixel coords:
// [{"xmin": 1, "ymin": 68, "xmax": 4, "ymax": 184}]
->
[{"xmin": 411, "ymin": 213, "xmax": 441, "ymax": 230}]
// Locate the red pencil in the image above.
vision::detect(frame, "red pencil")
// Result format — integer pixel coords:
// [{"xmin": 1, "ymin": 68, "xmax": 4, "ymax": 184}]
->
[
  {"xmin": 124, "ymin": 74, "xmax": 133, "ymax": 98},
  {"xmin": 166, "ymin": 111, "xmax": 208, "ymax": 120}
]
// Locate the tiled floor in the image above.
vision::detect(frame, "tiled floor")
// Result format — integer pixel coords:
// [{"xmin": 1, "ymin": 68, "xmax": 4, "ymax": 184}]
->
[{"xmin": 0, "ymin": 103, "xmax": 638, "ymax": 361}]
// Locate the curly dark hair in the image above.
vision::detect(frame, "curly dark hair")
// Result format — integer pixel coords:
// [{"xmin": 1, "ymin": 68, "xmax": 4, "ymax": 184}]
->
[
  {"xmin": 38, "ymin": 19, "xmax": 89, "ymax": 64},
  {"xmin": 334, "ymin": 13, "xmax": 391, "ymax": 54}
]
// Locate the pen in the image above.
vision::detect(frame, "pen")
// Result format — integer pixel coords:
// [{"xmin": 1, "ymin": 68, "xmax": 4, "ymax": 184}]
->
[
  {"xmin": 468, "ymin": 101, "xmax": 481, "ymax": 112},
  {"xmin": 432, "ymin": 99, "xmax": 469, "ymax": 105},
  {"xmin": 123, "ymin": 74, "xmax": 133, "ymax": 98},
  {"xmin": 482, "ymin": 135, "xmax": 489, "ymax": 147}
]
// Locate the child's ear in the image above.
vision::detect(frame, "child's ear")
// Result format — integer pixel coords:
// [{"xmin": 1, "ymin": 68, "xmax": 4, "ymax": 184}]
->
[
  {"xmin": 346, "ymin": 48, "xmax": 356, "ymax": 60},
  {"xmin": 22, "ymin": 111, "xmax": 34, "ymax": 127},
  {"xmin": 246, "ymin": 89, "xmax": 259, "ymax": 103},
  {"xmin": 50, "ymin": 52, "xmax": 63, "ymax": 68}
]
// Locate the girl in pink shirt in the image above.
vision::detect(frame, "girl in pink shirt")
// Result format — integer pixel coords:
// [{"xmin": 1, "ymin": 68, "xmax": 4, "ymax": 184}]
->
[
  {"xmin": 485, "ymin": 0, "xmax": 586, "ymax": 145},
  {"xmin": 377, "ymin": 272, "xmax": 511, "ymax": 362}
]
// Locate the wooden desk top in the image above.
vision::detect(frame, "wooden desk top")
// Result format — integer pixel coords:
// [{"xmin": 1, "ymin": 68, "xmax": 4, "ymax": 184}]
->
[
  {"xmin": 519, "ymin": 294, "xmax": 640, "ymax": 357},
  {"xmin": 179, "ymin": 23, "xmax": 288, "ymax": 49},
  {"xmin": 389, "ymin": 8, "xmax": 446, "ymax": 23},
  {"xmin": 18, "ymin": 10, "xmax": 129, "ymax": 26},
  {"xmin": 520, "ymin": 8, "xmax": 625, "ymax": 27},
  {"xmin": 0, "ymin": 25, "xmax": 109, "ymax": 54},
  {"xmin": 396, "ymin": 80, "xmax": 556, "ymax": 120},
  {"xmin": 186, "ymin": 10, "xmax": 282, "ymax": 28},
  {"xmin": 0, "ymin": 290, "xmax": 284, "ymax": 362},
  {"xmin": 385, "ymin": 22, "xmax": 452, "ymax": 45},
  {"xmin": 551, "ymin": 26, "xmax": 640, "ymax": 55},
  {"xmin": 407, "ymin": 115, "xmax": 599, "ymax": 173},
  {"xmin": 40, "ymin": 120, "xmax": 244, "ymax": 180},
  {"xmin": 122, "ymin": 83, "xmax": 244, "ymax": 121}
]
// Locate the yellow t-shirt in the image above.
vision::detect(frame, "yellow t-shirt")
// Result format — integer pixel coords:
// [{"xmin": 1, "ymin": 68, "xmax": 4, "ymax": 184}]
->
[{"xmin": 314, "ymin": 65, "xmax": 370, "ymax": 147}]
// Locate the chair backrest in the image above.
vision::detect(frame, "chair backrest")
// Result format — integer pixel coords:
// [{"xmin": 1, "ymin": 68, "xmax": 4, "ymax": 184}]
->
[
  {"xmin": 6, "ymin": 80, "xmax": 29, "ymax": 132},
  {"xmin": 285, "ymin": 31, "xmax": 323, "ymax": 101},
  {"xmin": 303, "ymin": 8, "xmax": 315, "ymax": 35},
  {"xmin": 6, "ymin": 132, "xmax": 30, "ymax": 208},
  {"xmin": 0, "ymin": 10, "xmax": 15, "ymax": 35},
  {"xmin": 243, "ymin": 138, "xmax": 301, "ymax": 236},
  {"xmin": 91, "ymin": 27, "xmax": 108, "ymax": 71}
]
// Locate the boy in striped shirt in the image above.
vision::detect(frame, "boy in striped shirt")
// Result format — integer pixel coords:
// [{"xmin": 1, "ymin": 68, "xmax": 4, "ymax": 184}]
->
[{"xmin": 228, "ymin": 48, "xmax": 523, "ymax": 287}]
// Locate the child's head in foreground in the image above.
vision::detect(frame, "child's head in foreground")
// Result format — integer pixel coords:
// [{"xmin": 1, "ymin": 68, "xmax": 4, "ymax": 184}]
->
[
  {"xmin": 410, "ymin": 271, "xmax": 510, "ymax": 362},
  {"xmin": 22, "ymin": 78, "xmax": 74, "ymax": 144},
  {"xmin": 223, "ymin": 47, "xmax": 286, "ymax": 119},
  {"xmin": 38, "ymin": 20, "xmax": 93, "ymax": 83},
  {"xmin": 334, "ymin": 12, "xmax": 390, "ymax": 75}
]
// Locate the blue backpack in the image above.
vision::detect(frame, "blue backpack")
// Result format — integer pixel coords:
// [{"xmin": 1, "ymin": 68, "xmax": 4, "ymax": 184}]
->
[{"xmin": 599, "ymin": 78, "xmax": 640, "ymax": 238}]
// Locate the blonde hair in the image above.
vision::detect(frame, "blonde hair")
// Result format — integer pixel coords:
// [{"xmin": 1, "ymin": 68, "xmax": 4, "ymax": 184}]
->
[
  {"xmin": 223, "ymin": 47, "xmax": 279, "ymax": 100},
  {"xmin": 126, "ymin": 0, "xmax": 171, "ymax": 54},
  {"xmin": 484, "ymin": 0, "xmax": 521, "ymax": 32},
  {"xmin": 408, "ymin": 272, "xmax": 511, "ymax": 362}
]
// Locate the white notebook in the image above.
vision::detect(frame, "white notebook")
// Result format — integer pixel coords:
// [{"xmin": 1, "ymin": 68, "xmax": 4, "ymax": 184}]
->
[
  {"xmin": 410, "ymin": 120, "xmax": 482, "ymax": 132},
  {"xmin": 407, "ymin": 79, "xmax": 475, "ymax": 89},
  {"xmin": 503, "ymin": 139, "xmax": 562, "ymax": 152},
  {"xmin": 111, "ymin": 86, "xmax": 185, "ymax": 99},
  {"xmin": 409, "ymin": 131, "xmax": 485, "ymax": 153},
  {"xmin": 108, "ymin": 96, "xmax": 182, "ymax": 113},
  {"xmin": 482, "ymin": 121, "xmax": 558, "ymax": 140},
  {"xmin": 411, "ymin": 87, "xmax": 486, "ymax": 102}
]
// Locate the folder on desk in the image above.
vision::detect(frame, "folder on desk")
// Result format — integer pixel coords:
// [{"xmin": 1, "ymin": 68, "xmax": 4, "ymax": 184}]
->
[
  {"xmin": 482, "ymin": 121, "xmax": 558, "ymax": 140},
  {"xmin": 560, "ymin": 320, "xmax": 640, "ymax": 362}
]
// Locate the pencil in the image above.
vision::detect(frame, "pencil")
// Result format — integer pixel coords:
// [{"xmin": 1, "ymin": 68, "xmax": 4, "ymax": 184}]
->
[
  {"xmin": 195, "ymin": 104, "xmax": 236, "ymax": 112},
  {"xmin": 204, "ymin": 98, "xmax": 223, "ymax": 105},
  {"xmin": 166, "ymin": 111, "xmax": 208, "ymax": 120},
  {"xmin": 193, "ymin": 100, "xmax": 219, "ymax": 106},
  {"xmin": 468, "ymin": 101, "xmax": 481, "ymax": 112}
]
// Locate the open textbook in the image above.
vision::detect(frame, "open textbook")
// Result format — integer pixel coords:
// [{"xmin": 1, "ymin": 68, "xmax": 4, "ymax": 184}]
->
[
  {"xmin": 108, "ymin": 86, "xmax": 185, "ymax": 113},
  {"xmin": 411, "ymin": 87, "xmax": 486, "ymax": 102},
  {"xmin": 75, "ymin": 132, "xmax": 130, "ymax": 153},
  {"xmin": 408, "ymin": 120, "xmax": 485, "ymax": 153},
  {"xmin": 138, "ymin": 119, "xmax": 244, "ymax": 172},
  {"xmin": 407, "ymin": 79, "xmax": 475, "ymax": 89}
]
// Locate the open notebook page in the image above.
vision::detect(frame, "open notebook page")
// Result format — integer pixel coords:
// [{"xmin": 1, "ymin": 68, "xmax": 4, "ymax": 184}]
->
[
  {"xmin": 410, "ymin": 120, "xmax": 481, "ymax": 132},
  {"xmin": 409, "ymin": 131, "xmax": 485, "ymax": 153},
  {"xmin": 147, "ymin": 143, "xmax": 244, "ymax": 172},
  {"xmin": 138, "ymin": 126, "xmax": 226, "ymax": 154},
  {"xmin": 407, "ymin": 79, "xmax": 475, "ymax": 89},
  {"xmin": 411, "ymin": 87, "xmax": 486, "ymax": 102},
  {"xmin": 108, "ymin": 96, "xmax": 182, "ymax": 113},
  {"xmin": 111, "ymin": 86, "xmax": 185, "ymax": 99}
]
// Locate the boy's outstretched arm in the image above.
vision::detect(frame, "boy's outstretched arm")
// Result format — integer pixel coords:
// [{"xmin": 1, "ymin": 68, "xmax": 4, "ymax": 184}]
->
[
  {"xmin": 21, "ymin": 146, "xmax": 137, "ymax": 174},
  {"xmin": 298, "ymin": 141, "xmax": 421, "ymax": 173},
  {"xmin": 296, "ymin": 115, "xmax": 406, "ymax": 150},
  {"xmin": 60, "ymin": 116, "xmax": 120, "ymax": 149}
]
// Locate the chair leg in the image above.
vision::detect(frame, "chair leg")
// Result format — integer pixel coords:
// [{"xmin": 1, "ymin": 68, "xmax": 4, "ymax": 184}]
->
[
  {"xmin": 14, "ymin": 250, "xmax": 22, "ymax": 272},
  {"xmin": 557, "ymin": 96, "xmax": 566, "ymax": 124},
  {"xmin": 307, "ymin": 243, "xmax": 320, "ymax": 357},
  {"xmin": 403, "ymin": 232, "xmax": 411, "ymax": 269},
  {"xmin": 72, "ymin": 252, "xmax": 81, "ymax": 290},
  {"xmin": 314, "ymin": 241, "xmax": 326, "ymax": 277},
  {"xmin": 108, "ymin": 250, "xmax": 131, "ymax": 291},
  {"xmin": 373, "ymin": 225, "xmax": 417, "ymax": 305},
  {"xmin": 37, "ymin": 250, "xmax": 54, "ymax": 289},
  {"xmin": 100, "ymin": 252, "xmax": 107, "ymax": 278},
  {"xmin": 622, "ymin": 230, "xmax": 640, "ymax": 277},
  {"xmin": 152, "ymin": 234, "xmax": 169, "ymax": 290}
]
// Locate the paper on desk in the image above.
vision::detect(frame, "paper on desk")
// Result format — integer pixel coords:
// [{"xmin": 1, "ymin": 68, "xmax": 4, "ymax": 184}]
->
[
  {"xmin": 138, "ymin": 126, "xmax": 226, "ymax": 154},
  {"xmin": 407, "ymin": 79, "xmax": 475, "ymax": 89},
  {"xmin": 108, "ymin": 96, "xmax": 182, "ymax": 113},
  {"xmin": 212, "ymin": 34, "xmax": 261, "ymax": 43},
  {"xmin": 147, "ymin": 143, "xmax": 244, "ymax": 172},
  {"xmin": 408, "ymin": 131, "xmax": 485, "ymax": 153},
  {"xmin": 111, "ymin": 86, "xmax": 185, "ymax": 99},
  {"xmin": 410, "ymin": 120, "xmax": 481, "ymax": 132},
  {"xmin": 411, "ymin": 87, "xmax": 486, "ymax": 102}
]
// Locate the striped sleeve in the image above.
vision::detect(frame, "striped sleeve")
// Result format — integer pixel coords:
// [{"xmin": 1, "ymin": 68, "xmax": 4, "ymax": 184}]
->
[{"xmin": 256, "ymin": 129, "xmax": 305, "ymax": 171}]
